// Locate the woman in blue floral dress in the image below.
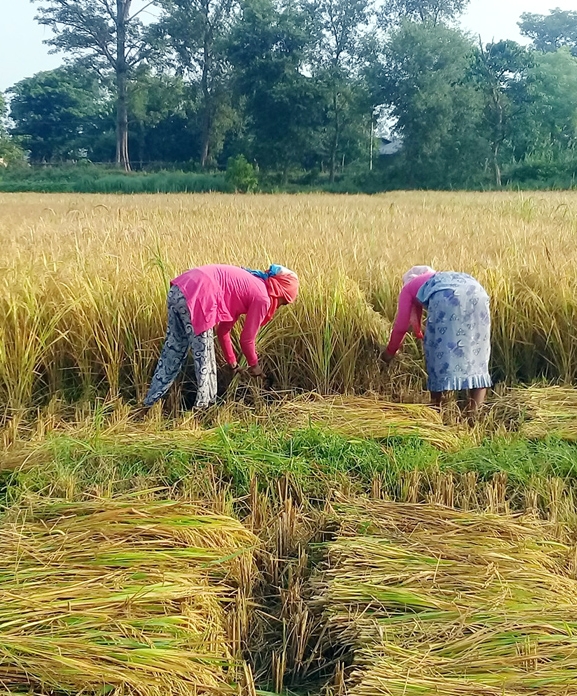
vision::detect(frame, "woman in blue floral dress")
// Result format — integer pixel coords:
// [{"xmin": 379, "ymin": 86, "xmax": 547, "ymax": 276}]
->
[{"xmin": 382, "ymin": 266, "xmax": 492, "ymax": 415}]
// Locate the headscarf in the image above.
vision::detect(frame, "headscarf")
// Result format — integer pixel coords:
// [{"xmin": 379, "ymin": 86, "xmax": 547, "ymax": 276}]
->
[
  {"xmin": 244, "ymin": 264, "xmax": 299, "ymax": 325},
  {"xmin": 402, "ymin": 265, "xmax": 436, "ymax": 286}
]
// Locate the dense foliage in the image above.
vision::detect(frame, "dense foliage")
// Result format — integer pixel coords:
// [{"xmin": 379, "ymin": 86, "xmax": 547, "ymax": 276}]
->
[{"xmin": 3, "ymin": 3, "xmax": 577, "ymax": 190}]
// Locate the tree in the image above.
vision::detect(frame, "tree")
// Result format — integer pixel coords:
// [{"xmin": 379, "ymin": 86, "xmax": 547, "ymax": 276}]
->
[
  {"xmin": 474, "ymin": 40, "xmax": 533, "ymax": 186},
  {"xmin": 129, "ymin": 68, "xmax": 196, "ymax": 165},
  {"xmin": 380, "ymin": 0, "xmax": 470, "ymax": 27},
  {"xmin": 305, "ymin": 0, "xmax": 373, "ymax": 180},
  {"xmin": 0, "ymin": 94, "xmax": 8, "ymax": 135},
  {"xmin": 32, "ymin": 0, "xmax": 155, "ymax": 170},
  {"xmin": 228, "ymin": 0, "xmax": 325, "ymax": 178},
  {"xmin": 524, "ymin": 48, "xmax": 577, "ymax": 155},
  {"xmin": 519, "ymin": 9, "xmax": 577, "ymax": 57},
  {"xmin": 377, "ymin": 22, "xmax": 487, "ymax": 187},
  {"xmin": 154, "ymin": 0, "xmax": 239, "ymax": 167},
  {"xmin": 0, "ymin": 94, "xmax": 25, "ymax": 165},
  {"xmin": 8, "ymin": 67, "xmax": 112, "ymax": 162}
]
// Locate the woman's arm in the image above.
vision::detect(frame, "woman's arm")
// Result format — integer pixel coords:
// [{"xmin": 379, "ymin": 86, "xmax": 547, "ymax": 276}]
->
[
  {"xmin": 386, "ymin": 284, "xmax": 419, "ymax": 357},
  {"xmin": 239, "ymin": 299, "xmax": 270, "ymax": 367},
  {"xmin": 216, "ymin": 320, "xmax": 239, "ymax": 366}
]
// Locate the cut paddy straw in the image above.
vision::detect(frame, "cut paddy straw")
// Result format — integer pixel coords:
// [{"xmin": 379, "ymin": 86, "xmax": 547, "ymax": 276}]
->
[
  {"xmin": 0, "ymin": 499, "xmax": 258, "ymax": 695},
  {"xmin": 313, "ymin": 499, "xmax": 577, "ymax": 695},
  {"xmin": 501, "ymin": 385, "xmax": 577, "ymax": 440},
  {"xmin": 280, "ymin": 394, "xmax": 465, "ymax": 451}
]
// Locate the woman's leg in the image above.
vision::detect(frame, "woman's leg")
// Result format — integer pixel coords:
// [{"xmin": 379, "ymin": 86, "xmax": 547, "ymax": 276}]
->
[
  {"xmin": 169, "ymin": 287, "xmax": 217, "ymax": 408},
  {"xmin": 190, "ymin": 329, "xmax": 218, "ymax": 408},
  {"xmin": 143, "ymin": 287, "xmax": 189, "ymax": 407},
  {"xmin": 467, "ymin": 387, "xmax": 487, "ymax": 415},
  {"xmin": 430, "ymin": 391, "xmax": 444, "ymax": 409}
]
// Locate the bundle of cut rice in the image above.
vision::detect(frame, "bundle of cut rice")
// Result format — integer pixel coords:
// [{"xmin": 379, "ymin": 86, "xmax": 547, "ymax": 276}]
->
[
  {"xmin": 313, "ymin": 500, "xmax": 577, "ymax": 695},
  {"xmin": 0, "ymin": 499, "xmax": 258, "ymax": 696},
  {"xmin": 281, "ymin": 395, "xmax": 464, "ymax": 451}
]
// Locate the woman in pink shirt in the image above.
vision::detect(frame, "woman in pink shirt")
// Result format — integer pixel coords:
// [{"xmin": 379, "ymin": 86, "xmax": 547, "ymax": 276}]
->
[
  {"xmin": 382, "ymin": 265, "xmax": 492, "ymax": 415},
  {"xmin": 144, "ymin": 264, "xmax": 299, "ymax": 408}
]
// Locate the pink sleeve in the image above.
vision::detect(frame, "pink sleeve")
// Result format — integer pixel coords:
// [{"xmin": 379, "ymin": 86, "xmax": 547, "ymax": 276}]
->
[
  {"xmin": 216, "ymin": 321, "xmax": 238, "ymax": 365},
  {"xmin": 386, "ymin": 273, "xmax": 434, "ymax": 355},
  {"xmin": 240, "ymin": 299, "xmax": 269, "ymax": 367},
  {"xmin": 386, "ymin": 284, "xmax": 416, "ymax": 356},
  {"xmin": 411, "ymin": 304, "xmax": 424, "ymax": 340}
]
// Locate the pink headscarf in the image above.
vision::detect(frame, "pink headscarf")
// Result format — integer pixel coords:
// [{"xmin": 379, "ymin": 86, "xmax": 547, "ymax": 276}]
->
[
  {"xmin": 263, "ymin": 268, "xmax": 299, "ymax": 325},
  {"xmin": 243, "ymin": 264, "xmax": 299, "ymax": 325}
]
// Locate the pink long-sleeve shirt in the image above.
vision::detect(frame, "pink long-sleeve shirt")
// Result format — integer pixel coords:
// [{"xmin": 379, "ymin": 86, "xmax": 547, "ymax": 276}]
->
[
  {"xmin": 171, "ymin": 265, "xmax": 271, "ymax": 367},
  {"xmin": 386, "ymin": 272, "xmax": 436, "ymax": 356}
]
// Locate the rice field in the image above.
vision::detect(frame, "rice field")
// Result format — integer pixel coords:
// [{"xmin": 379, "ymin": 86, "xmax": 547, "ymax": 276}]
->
[
  {"xmin": 2, "ymin": 191, "xmax": 577, "ymax": 418},
  {"xmin": 2, "ymin": 191, "xmax": 577, "ymax": 695}
]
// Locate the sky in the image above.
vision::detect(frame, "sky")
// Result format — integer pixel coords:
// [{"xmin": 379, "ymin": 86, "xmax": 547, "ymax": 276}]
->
[{"xmin": 1, "ymin": 0, "xmax": 577, "ymax": 92}]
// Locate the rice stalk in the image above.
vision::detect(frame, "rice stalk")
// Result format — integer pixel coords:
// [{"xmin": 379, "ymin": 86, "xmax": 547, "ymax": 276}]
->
[
  {"xmin": 0, "ymin": 498, "xmax": 259, "ymax": 695},
  {"xmin": 3, "ymin": 192, "xmax": 577, "ymax": 412}
]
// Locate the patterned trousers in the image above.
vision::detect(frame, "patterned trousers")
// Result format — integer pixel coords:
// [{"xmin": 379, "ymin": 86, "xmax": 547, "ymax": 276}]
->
[{"xmin": 144, "ymin": 285, "xmax": 218, "ymax": 408}]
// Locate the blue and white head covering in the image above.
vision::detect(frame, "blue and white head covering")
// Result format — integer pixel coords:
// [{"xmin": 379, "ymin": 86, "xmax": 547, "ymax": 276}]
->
[{"xmin": 243, "ymin": 264, "xmax": 298, "ymax": 281}]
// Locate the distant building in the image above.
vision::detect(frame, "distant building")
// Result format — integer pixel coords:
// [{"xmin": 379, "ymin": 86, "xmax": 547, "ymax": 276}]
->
[{"xmin": 378, "ymin": 136, "xmax": 403, "ymax": 156}]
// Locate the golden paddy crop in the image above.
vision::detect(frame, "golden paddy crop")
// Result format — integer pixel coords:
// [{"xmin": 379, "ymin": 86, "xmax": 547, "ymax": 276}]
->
[
  {"xmin": 0, "ymin": 498, "xmax": 258, "ymax": 695},
  {"xmin": 2, "ymin": 191, "xmax": 577, "ymax": 416}
]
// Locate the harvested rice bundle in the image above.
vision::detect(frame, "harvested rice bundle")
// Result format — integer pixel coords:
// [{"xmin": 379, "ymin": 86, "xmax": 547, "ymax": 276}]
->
[
  {"xmin": 335, "ymin": 499, "xmax": 571, "ymax": 545},
  {"xmin": 493, "ymin": 386, "xmax": 577, "ymax": 440},
  {"xmin": 281, "ymin": 395, "xmax": 464, "ymax": 451},
  {"xmin": 313, "ymin": 500, "xmax": 577, "ymax": 695},
  {"xmin": 516, "ymin": 386, "xmax": 577, "ymax": 440},
  {"xmin": 0, "ymin": 499, "xmax": 259, "ymax": 696}
]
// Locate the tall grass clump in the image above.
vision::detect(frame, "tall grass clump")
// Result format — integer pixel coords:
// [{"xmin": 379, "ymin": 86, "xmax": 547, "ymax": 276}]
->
[{"xmin": 1, "ymin": 191, "xmax": 577, "ymax": 414}]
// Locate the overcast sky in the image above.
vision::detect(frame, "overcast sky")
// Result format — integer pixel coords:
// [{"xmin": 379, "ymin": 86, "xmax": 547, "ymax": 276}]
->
[{"xmin": 1, "ymin": 0, "xmax": 576, "ymax": 92}]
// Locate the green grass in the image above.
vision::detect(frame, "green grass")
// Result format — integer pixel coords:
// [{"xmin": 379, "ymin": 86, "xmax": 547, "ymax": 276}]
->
[
  {"xmin": 444, "ymin": 437, "xmax": 577, "ymax": 482},
  {"xmin": 4, "ymin": 424, "xmax": 577, "ymax": 518},
  {"xmin": 0, "ymin": 166, "xmax": 233, "ymax": 193}
]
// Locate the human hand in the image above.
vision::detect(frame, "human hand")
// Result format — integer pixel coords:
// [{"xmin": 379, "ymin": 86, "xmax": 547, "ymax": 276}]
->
[
  {"xmin": 379, "ymin": 347, "xmax": 394, "ymax": 365},
  {"xmin": 248, "ymin": 364, "xmax": 265, "ymax": 378}
]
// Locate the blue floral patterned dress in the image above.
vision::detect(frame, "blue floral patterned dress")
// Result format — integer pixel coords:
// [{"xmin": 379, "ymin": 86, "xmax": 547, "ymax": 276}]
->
[{"xmin": 417, "ymin": 272, "xmax": 492, "ymax": 393}]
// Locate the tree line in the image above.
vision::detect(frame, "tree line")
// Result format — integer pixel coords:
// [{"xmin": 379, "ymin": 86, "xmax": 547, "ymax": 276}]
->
[{"xmin": 1, "ymin": 1, "xmax": 577, "ymax": 190}]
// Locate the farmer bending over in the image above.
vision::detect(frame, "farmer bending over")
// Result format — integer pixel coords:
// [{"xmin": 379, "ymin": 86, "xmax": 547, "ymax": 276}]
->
[
  {"xmin": 144, "ymin": 264, "xmax": 299, "ymax": 408},
  {"xmin": 381, "ymin": 266, "xmax": 492, "ymax": 416}
]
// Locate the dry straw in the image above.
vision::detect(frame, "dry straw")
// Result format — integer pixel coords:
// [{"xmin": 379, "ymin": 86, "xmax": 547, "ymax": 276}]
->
[
  {"xmin": 496, "ymin": 385, "xmax": 577, "ymax": 440},
  {"xmin": 0, "ymin": 498, "xmax": 259, "ymax": 695},
  {"xmin": 280, "ymin": 394, "xmax": 466, "ymax": 450},
  {"xmin": 313, "ymin": 499, "xmax": 577, "ymax": 695}
]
